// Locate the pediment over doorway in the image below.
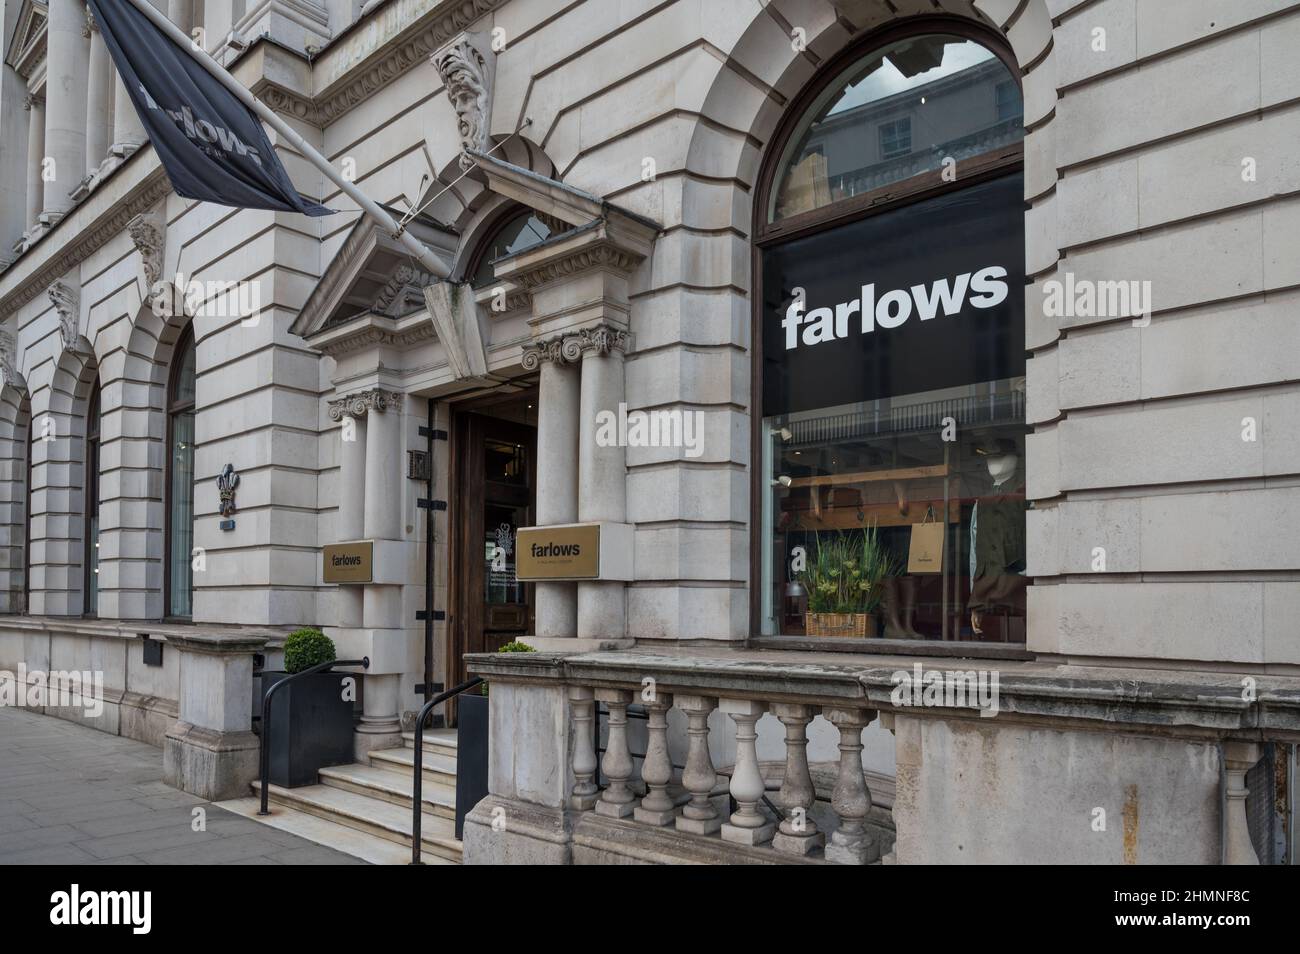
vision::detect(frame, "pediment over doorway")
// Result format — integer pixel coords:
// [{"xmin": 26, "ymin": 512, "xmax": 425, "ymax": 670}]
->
[{"xmin": 290, "ymin": 212, "xmax": 458, "ymax": 350}]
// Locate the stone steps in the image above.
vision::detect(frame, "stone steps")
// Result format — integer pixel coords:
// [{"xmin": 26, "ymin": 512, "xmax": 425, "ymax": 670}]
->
[
  {"xmin": 320, "ymin": 761, "xmax": 456, "ymax": 819},
  {"xmin": 251, "ymin": 777, "xmax": 463, "ymax": 864},
  {"xmin": 401, "ymin": 729, "xmax": 458, "ymax": 761},
  {"xmin": 368, "ymin": 746, "xmax": 458, "ymax": 788},
  {"xmin": 216, "ymin": 795, "xmax": 442, "ymax": 865}
]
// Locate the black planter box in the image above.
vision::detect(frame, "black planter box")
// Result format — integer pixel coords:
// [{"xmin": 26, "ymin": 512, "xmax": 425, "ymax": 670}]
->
[
  {"xmin": 455, "ymin": 692, "xmax": 490, "ymax": 839},
  {"xmin": 261, "ymin": 671, "xmax": 355, "ymax": 788}
]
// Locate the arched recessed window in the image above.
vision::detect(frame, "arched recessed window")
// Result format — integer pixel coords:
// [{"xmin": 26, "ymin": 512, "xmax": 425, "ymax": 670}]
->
[
  {"xmin": 768, "ymin": 31, "xmax": 1023, "ymax": 222},
  {"xmin": 469, "ymin": 209, "xmax": 552, "ymax": 288},
  {"xmin": 166, "ymin": 328, "xmax": 196, "ymax": 618},
  {"xmin": 84, "ymin": 379, "xmax": 101, "ymax": 617},
  {"xmin": 755, "ymin": 23, "xmax": 1028, "ymax": 646}
]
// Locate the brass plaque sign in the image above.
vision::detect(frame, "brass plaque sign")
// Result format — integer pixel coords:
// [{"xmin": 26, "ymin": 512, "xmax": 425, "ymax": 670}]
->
[
  {"xmin": 516, "ymin": 525, "xmax": 600, "ymax": 580},
  {"xmin": 323, "ymin": 541, "xmax": 373, "ymax": 584}
]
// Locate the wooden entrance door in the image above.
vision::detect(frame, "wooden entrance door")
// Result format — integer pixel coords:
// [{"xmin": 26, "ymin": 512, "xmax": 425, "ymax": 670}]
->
[{"xmin": 448, "ymin": 410, "xmax": 536, "ymax": 711}]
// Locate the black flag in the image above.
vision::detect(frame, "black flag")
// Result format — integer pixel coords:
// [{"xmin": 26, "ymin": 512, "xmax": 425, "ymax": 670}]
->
[{"xmin": 87, "ymin": 0, "xmax": 332, "ymax": 216}]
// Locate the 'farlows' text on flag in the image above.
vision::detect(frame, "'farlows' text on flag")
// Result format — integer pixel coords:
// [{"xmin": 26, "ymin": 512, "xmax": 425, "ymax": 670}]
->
[{"xmin": 87, "ymin": 0, "xmax": 332, "ymax": 216}]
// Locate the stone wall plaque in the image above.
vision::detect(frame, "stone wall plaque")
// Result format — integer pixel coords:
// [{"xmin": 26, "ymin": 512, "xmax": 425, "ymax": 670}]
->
[{"xmin": 323, "ymin": 541, "xmax": 374, "ymax": 584}]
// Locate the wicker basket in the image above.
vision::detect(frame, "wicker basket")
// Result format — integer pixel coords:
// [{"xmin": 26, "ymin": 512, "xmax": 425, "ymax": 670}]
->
[{"xmin": 805, "ymin": 612, "xmax": 877, "ymax": 638}]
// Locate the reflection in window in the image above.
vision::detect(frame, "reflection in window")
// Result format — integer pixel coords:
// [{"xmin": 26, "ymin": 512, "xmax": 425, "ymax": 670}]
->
[
  {"xmin": 167, "ymin": 328, "xmax": 196, "ymax": 618},
  {"xmin": 763, "ymin": 384, "xmax": 1028, "ymax": 643},
  {"xmin": 471, "ymin": 210, "xmax": 552, "ymax": 288},
  {"xmin": 770, "ymin": 34, "xmax": 1024, "ymax": 220}
]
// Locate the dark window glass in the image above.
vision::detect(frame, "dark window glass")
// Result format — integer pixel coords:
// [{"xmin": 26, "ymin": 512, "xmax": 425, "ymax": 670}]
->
[
  {"xmin": 84, "ymin": 381, "xmax": 100, "ymax": 617},
  {"xmin": 471, "ymin": 211, "xmax": 552, "ymax": 288},
  {"xmin": 167, "ymin": 329, "xmax": 196, "ymax": 618},
  {"xmin": 759, "ymin": 31, "xmax": 1027, "ymax": 644}
]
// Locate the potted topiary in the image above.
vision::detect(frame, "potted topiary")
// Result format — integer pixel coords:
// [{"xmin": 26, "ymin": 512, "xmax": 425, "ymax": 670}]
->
[
  {"xmin": 261, "ymin": 628, "xmax": 355, "ymax": 787},
  {"xmin": 454, "ymin": 639, "xmax": 535, "ymax": 838}
]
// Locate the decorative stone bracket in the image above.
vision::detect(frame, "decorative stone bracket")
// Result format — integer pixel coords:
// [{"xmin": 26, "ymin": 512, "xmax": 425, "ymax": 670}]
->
[
  {"xmin": 49, "ymin": 282, "xmax": 86, "ymax": 355},
  {"xmin": 431, "ymin": 31, "xmax": 496, "ymax": 168},
  {"xmin": 127, "ymin": 211, "xmax": 166, "ymax": 300},
  {"xmin": 423, "ymin": 280, "xmax": 490, "ymax": 381}
]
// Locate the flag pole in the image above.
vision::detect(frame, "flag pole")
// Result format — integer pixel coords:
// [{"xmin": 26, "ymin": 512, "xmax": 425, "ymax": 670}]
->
[{"xmin": 121, "ymin": 0, "xmax": 453, "ymax": 280}]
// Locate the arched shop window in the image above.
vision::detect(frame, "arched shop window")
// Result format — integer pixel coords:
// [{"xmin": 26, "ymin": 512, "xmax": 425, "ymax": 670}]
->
[
  {"xmin": 84, "ymin": 379, "xmax": 101, "ymax": 617},
  {"xmin": 469, "ymin": 209, "xmax": 552, "ymax": 288},
  {"xmin": 755, "ymin": 24, "xmax": 1028, "ymax": 645},
  {"xmin": 166, "ymin": 327, "xmax": 196, "ymax": 619}
]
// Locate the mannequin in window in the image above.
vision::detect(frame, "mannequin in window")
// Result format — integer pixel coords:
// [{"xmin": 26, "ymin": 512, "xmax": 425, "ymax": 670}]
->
[{"xmin": 968, "ymin": 437, "xmax": 1027, "ymax": 637}]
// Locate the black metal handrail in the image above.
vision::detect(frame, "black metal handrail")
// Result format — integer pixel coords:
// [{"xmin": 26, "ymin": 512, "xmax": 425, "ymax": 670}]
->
[
  {"xmin": 258, "ymin": 657, "xmax": 369, "ymax": 816},
  {"xmin": 411, "ymin": 676, "xmax": 484, "ymax": 864}
]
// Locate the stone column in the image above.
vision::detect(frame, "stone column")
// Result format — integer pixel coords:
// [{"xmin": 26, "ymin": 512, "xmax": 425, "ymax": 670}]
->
[
  {"xmin": 24, "ymin": 93, "xmax": 45, "ymax": 233},
  {"xmin": 43, "ymin": 0, "xmax": 90, "ymax": 220},
  {"xmin": 331, "ymin": 403, "xmax": 367, "ymax": 630},
  {"xmin": 110, "ymin": 71, "xmax": 146, "ymax": 159},
  {"xmin": 576, "ymin": 327, "xmax": 628, "ymax": 639},
  {"xmin": 1223, "ymin": 741, "xmax": 1261, "ymax": 865},
  {"xmin": 163, "ymin": 632, "xmax": 268, "ymax": 800},
  {"xmin": 528, "ymin": 344, "xmax": 579, "ymax": 638},
  {"xmin": 168, "ymin": 0, "xmax": 195, "ymax": 32},
  {"xmin": 358, "ymin": 389, "xmax": 404, "ymax": 753},
  {"xmin": 83, "ymin": 11, "xmax": 114, "ymax": 183}
]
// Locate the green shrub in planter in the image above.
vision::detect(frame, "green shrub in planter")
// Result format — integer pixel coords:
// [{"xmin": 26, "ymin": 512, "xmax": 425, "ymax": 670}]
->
[{"xmin": 284, "ymin": 628, "xmax": 336, "ymax": 674}]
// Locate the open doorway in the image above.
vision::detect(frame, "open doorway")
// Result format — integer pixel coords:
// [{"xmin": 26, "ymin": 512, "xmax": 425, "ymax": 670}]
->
[{"xmin": 445, "ymin": 389, "xmax": 538, "ymax": 719}]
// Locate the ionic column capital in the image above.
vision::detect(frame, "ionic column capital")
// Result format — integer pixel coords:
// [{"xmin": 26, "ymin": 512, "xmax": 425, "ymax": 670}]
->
[{"xmin": 328, "ymin": 388, "xmax": 404, "ymax": 421}]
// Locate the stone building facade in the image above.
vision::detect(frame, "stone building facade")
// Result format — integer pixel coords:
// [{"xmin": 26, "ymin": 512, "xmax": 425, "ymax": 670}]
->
[{"xmin": 0, "ymin": 0, "xmax": 1297, "ymax": 864}]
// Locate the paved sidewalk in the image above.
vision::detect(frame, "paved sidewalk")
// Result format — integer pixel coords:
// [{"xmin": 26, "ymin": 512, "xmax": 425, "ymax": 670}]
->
[{"xmin": 0, "ymin": 706, "xmax": 363, "ymax": 865}]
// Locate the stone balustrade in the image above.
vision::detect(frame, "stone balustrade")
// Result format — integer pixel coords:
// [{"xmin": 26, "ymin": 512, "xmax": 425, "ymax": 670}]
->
[
  {"xmin": 567, "ymin": 685, "xmax": 885, "ymax": 864},
  {"xmin": 463, "ymin": 648, "xmax": 1300, "ymax": 865}
]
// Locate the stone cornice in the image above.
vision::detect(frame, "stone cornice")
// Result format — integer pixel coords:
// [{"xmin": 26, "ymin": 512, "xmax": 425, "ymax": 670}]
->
[
  {"xmin": 307, "ymin": 0, "xmax": 505, "ymax": 125},
  {"xmin": 509, "ymin": 240, "xmax": 644, "ymax": 291},
  {"xmin": 0, "ymin": 163, "xmax": 170, "ymax": 320},
  {"xmin": 328, "ymin": 388, "xmax": 405, "ymax": 420},
  {"xmin": 310, "ymin": 313, "xmax": 437, "ymax": 358}
]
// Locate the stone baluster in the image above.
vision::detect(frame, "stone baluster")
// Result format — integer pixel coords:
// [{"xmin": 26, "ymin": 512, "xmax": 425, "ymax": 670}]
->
[
  {"xmin": 771, "ymin": 703, "xmax": 824, "ymax": 855},
  {"xmin": 823, "ymin": 707, "xmax": 877, "ymax": 864},
  {"xmin": 675, "ymin": 694, "xmax": 721, "ymax": 834},
  {"xmin": 569, "ymin": 686, "xmax": 598, "ymax": 810},
  {"xmin": 593, "ymin": 688, "xmax": 635, "ymax": 818},
  {"xmin": 720, "ymin": 698, "xmax": 775, "ymax": 845},
  {"xmin": 1222, "ymin": 741, "xmax": 1260, "ymax": 865},
  {"xmin": 634, "ymin": 691, "xmax": 675, "ymax": 826}
]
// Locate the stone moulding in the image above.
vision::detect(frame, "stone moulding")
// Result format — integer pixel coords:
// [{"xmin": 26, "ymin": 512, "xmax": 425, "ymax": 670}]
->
[
  {"xmin": 261, "ymin": 0, "xmax": 507, "ymax": 126},
  {"xmin": 0, "ymin": 165, "xmax": 171, "ymax": 321}
]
